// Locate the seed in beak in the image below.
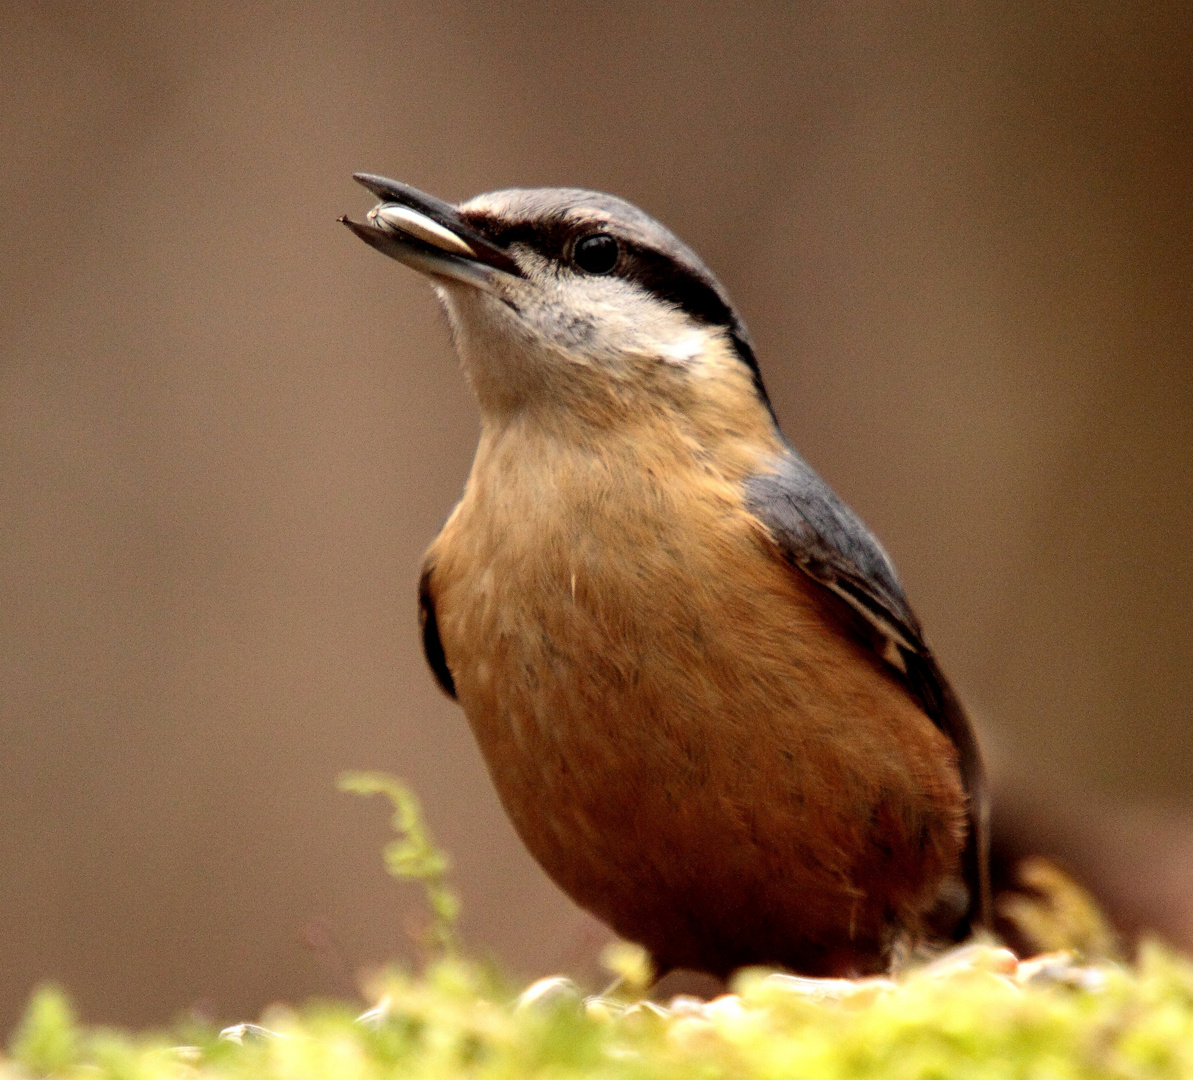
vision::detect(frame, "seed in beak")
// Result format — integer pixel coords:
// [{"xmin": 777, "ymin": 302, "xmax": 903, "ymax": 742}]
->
[{"xmin": 365, "ymin": 204, "xmax": 477, "ymax": 258}]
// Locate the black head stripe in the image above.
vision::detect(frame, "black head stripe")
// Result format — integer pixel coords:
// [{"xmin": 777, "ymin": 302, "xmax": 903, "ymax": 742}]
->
[
  {"xmin": 727, "ymin": 327, "xmax": 775, "ymax": 419},
  {"xmin": 460, "ymin": 212, "xmax": 573, "ymax": 261},
  {"xmin": 465, "ymin": 213, "xmax": 736, "ymax": 326},
  {"xmin": 619, "ymin": 242, "xmax": 735, "ymax": 326}
]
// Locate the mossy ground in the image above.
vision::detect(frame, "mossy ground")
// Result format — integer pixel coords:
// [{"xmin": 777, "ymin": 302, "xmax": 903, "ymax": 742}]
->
[
  {"xmin": 7, "ymin": 943, "xmax": 1193, "ymax": 1080},
  {"xmin": 7, "ymin": 776, "xmax": 1190, "ymax": 1079}
]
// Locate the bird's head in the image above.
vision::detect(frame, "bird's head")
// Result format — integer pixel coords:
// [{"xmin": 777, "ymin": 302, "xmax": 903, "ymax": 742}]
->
[{"xmin": 342, "ymin": 174, "xmax": 777, "ymax": 444}]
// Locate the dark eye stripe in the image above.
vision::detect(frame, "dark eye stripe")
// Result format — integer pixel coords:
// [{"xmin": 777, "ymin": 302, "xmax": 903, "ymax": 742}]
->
[
  {"xmin": 462, "ymin": 213, "xmax": 573, "ymax": 259},
  {"xmin": 619, "ymin": 242, "xmax": 733, "ymax": 327},
  {"xmin": 464, "ymin": 213, "xmax": 732, "ymax": 323}
]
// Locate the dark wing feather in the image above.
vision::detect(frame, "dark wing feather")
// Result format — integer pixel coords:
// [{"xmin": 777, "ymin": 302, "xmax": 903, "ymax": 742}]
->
[
  {"xmin": 743, "ymin": 453, "xmax": 990, "ymax": 932},
  {"xmin": 418, "ymin": 563, "xmax": 457, "ymax": 700}
]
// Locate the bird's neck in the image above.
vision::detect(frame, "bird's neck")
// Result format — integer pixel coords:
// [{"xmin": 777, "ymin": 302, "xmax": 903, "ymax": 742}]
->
[{"xmin": 465, "ymin": 382, "xmax": 783, "ymax": 524}]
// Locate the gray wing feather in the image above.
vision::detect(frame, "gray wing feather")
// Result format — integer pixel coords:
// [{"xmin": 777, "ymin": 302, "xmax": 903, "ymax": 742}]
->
[{"xmin": 743, "ymin": 453, "xmax": 991, "ymax": 931}]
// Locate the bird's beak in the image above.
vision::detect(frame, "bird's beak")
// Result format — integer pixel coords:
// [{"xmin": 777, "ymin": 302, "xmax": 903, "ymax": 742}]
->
[{"xmin": 339, "ymin": 173, "xmax": 522, "ymax": 288}]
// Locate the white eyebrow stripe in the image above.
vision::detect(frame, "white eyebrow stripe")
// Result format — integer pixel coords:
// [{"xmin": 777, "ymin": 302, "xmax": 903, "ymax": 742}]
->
[{"xmin": 367, "ymin": 204, "xmax": 477, "ymax": 257}]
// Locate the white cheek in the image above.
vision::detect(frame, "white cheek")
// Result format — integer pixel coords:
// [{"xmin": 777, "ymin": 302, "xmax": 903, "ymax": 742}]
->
[
  {"xmin": 432, "ymin": 271, "xmax": 716, "ymax": 416},
  {"xmin": 539, "ymin": 277, "xmax": 703, "ymax": 365},
  {"xmin": 657, "ymin": 328, "xmax": 709, "ymax": 366}
]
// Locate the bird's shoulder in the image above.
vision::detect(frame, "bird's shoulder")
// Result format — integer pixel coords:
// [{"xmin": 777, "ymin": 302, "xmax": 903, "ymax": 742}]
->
[{"xmin": 740, "ymin": 450, "xmax": 923, "ymax": 658}]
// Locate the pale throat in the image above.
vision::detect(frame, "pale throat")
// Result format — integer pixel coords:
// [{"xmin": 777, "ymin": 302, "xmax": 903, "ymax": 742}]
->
[{"xmin": 438, "ymin": 286, "xmax": 776, "ymax": 468}]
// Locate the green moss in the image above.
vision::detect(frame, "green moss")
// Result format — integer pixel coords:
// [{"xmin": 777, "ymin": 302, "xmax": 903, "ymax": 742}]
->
[
  {"xmin": 337, "ymin": 772, "xmax": 460, "ymax": 957},
  {"xmin": 8, "ymin": 986, "xmax": 78, "ymax": 1076},
  {"xmin": 6, "ymin": 948, "xmax": 1193, "ymax": 1079}
]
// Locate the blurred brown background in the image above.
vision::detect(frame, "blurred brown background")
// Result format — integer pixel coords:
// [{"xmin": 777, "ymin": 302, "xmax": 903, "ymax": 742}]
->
[{"xmin": 2, "ymin": 1, "xmax": 1191, "ymax": 1031}]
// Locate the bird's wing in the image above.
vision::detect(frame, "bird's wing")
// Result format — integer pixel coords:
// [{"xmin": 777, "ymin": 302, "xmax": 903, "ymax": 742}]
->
[
  {"xmin": 742, "ymin": 452, "xmax": 990, "ymax": 931},
  {"xmin": 418, "ymin": 562, "xmax": 457, "ymax": 700}
]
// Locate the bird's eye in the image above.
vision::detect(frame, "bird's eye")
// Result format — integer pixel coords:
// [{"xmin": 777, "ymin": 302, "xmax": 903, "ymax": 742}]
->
[{"xmin": 573, "ymin": 233, "xmax": 619, "ymax": 275}]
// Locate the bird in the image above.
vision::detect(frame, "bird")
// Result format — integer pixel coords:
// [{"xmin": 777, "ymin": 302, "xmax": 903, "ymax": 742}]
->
[{"xmin": 340, "ymin": 173, "xmax": 990, "ymax": 979}]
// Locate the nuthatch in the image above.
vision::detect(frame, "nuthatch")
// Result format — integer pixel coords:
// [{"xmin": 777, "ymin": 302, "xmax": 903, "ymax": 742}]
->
[{"xmin": 341, "ymin": 174, "xmax": 990, "ymax": 977}]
